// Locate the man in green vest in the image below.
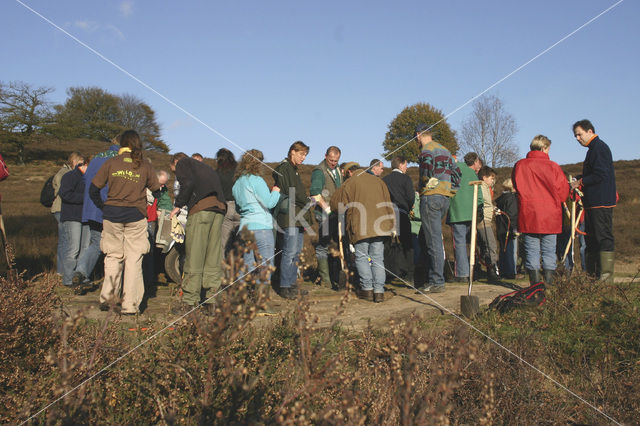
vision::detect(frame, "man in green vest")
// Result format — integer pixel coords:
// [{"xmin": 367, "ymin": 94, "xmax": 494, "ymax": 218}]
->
[{"xmin": 310, "ymin": 146, "xmax": 342, "ymax": 288}]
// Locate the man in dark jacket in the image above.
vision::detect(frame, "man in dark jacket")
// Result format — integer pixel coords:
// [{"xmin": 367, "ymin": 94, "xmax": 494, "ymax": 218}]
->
[
  {"xmin": 273, "ymin": 141, "xmax": 313, "ymax": 299},
  {"xmin": 59, "ymin": 158, "xmax": 87, "ymax": 287},
  {"xmin": 382, "ymin": 156, "xmax": 415, "ymax": 281},
  {"xmin": 170, "ymin": 152, "xmax": 226, "ymax": 312},
  {"xmin": 571, "ymin": 119, "xmax": 616, "ymax": 284}
]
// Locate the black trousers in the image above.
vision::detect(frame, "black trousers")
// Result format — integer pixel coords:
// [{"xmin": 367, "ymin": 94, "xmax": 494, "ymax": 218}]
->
[{"xmin": 584, "ymin": 207, "xmax": 614, "ymax": 253}]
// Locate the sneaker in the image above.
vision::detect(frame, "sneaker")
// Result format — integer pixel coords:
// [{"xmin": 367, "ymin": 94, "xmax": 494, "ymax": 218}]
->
[
  {"xmin": 416, "ymin": 284, "xmax": 445, "ymax": 294},
  {"xmin": 357, "ymin": 289, "xmax": 374, "ymax": 301},
  {"xmin": 428, "ymin": 284, "xmax": 446, "ymax": 293},
  {"xmin": 453, "ymin": 276, "xmax": 469, "ymax": 283}
]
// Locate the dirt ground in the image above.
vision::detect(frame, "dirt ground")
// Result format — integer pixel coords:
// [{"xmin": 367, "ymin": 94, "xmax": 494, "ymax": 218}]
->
[
  {"xmin": 56, "ymin": 256, "xmax": 640, "ymax": 335},
  {"xmin": 58, "ymin": 274, "xmax": 540, "ymax": 331}
]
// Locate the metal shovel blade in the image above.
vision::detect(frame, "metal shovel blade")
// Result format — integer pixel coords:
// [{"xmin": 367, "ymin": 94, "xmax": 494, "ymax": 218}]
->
[{"xmin": 460, "ymin": 295, "xmax": 480, "ymax": 318}]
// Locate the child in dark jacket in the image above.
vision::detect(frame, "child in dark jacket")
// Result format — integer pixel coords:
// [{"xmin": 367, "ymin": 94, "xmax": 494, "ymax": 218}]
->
[{"xmin": 495, "ymin": 178, "xmax": 519, "ymax": 279}]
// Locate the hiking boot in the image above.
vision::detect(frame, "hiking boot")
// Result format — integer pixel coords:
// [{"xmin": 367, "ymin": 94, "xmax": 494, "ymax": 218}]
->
[
  {"xmin": 374, "ymin": 291, "xmax": 395, "ymax": 303},
  {"xmin": 202, "ymin": 303, "xmax": 216, "ymax": 316},
  {"xmin": 599, "ymin": 251, "xmax": 615, "ymax": 285},
  {"xmin": 292, "ymin": 286, "xmax": 309, "ymax": 296},
  {"xmin": 357, "ymin": 289, "xmax": 374, "ymax": 301},
  {"xmin": 99, "ymin": 302, "xmax": 121, "ymax": 313},
  {"xmin": 72, "ymin": 272, "xmax": 86, "ymax": 287},
  {"xmin": 171, "ymin": 302, "xmax": 195, "ymax": 316},
  {"xmin": 278, "ymin": 287, "xmax": 297, "ymax": 300},
  {"xmin": 543, "ymin": 269, "xmax": 555, "ymax": 286}
]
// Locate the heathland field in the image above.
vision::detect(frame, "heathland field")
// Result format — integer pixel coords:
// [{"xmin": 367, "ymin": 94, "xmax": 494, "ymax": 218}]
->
[{"xmin": 1, "ymin": 139, "xmax": 639, "ymax": 424}]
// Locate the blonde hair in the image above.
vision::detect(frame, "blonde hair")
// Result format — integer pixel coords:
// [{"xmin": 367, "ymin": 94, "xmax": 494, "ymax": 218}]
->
[
  {"xmin": 67, "ymin": 152, "xmax": 84, "ymax": 168},
  {"xmin": 502, "ymin": 178, "xmax": 514, "ymax": 191},
  {"xmin": 530, "ymin": 134, "xmax": 551, "ymax": 151}
]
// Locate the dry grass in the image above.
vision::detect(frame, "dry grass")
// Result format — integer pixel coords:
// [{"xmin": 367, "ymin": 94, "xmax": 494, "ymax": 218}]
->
[{"xmin": 1, "ymin": 246, "xmax": 639, "ymax": 424}]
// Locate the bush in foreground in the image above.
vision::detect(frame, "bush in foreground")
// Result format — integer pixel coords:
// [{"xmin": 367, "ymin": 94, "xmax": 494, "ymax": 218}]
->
[{"xmin": 2, "ymin": 258, "xmax": 639, "ymax": 424}]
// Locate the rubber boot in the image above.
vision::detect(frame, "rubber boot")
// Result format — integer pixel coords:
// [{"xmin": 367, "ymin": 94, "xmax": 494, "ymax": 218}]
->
[
  {"xmin": 543, "ymin": 269, "xmax": 554, "ymax": 286},
  {"xmin": 527, "ymin": 269, "xmax": 541, "ymax": 286},
  {"xmin": 599, "ymin": 251, "xmax": 615, "ymax": 285},
  {"xmin": 316, "ymin": 257, "xmax": 331, "ymax": 288},
  {"xmin": 585, "ymin": 251, "xmax": 598, "ymax": 278}
]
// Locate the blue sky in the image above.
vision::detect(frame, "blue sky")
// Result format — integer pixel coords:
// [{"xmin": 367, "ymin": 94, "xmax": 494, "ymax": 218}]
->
[{"xmin": 2, "ymin": 0, "xmax": 638, "ymax": 167}]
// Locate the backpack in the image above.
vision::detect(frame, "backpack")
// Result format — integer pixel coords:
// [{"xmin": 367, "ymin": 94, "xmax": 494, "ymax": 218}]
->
[
  {"xmin": 40, "ymin": 175, "xmax": 56, "ymax": 208},
  {"xmin": 489, "ymin": 281, "xmax": 546, "ymax": 313}
]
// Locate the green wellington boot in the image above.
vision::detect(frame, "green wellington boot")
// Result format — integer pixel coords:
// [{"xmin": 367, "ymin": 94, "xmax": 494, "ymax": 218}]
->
[
  {"xmin": 316, "ymin": 257, "xmax": 332, "ymax": 288},
  {"xmin": 599, "ymin": 251, "xmax": 615, "ymax": 285},
  {"xmin": 543, "ymin": 269, "xmax": 554, "ymax": 286}
]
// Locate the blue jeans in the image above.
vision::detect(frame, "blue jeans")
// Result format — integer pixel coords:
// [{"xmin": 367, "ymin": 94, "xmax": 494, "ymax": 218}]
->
[
  {"xmin": 450, "ymin": 222, "xmax": 470, "ymax": 278},
  {"xmin": 523, "ymin": 233, "xmax": 557, "ymax": 271},
  {"xmin": 280, "ymin": 227, "xmax": 304, "ymax": 288},
  {"xmin": 354, "ymin": 237, "xmax": 386, "ymax": 293},
  {"xmin": 244, "ymin": 228, "xmax": 275, "ymax": 279},
  {"xmin": 76, "ymin": 221, "xmax": 102, "ymax": 280},
  {"xmin": 62, "ymin": 220, "xmax": 83, "ymax": 286},
  {"xmin": 421, "ymin": 195, "xmax": 450, "ymax": 286},
  {"xmin": 53, "ymin": 212, "xmax": 66, "ymax": 275}
]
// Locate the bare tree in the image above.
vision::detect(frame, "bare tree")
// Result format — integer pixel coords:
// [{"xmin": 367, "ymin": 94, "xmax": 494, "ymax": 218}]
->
[
  {"xmin": 459, "ymin": 95, "xmax": 519, "ymax": 168},
  {"xmin": 0, "ymin": 81, "xmax": 54, "ymax": 163}
]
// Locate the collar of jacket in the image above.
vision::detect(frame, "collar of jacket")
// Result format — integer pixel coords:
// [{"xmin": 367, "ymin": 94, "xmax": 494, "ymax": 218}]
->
[
  {"xmin": 525, "ymin": 150, "xmax": 550, "ymax": 160},
  {"xmin": 118, "ymin": 147, "xmax": 132, "ymax": 155},
  {"xmin": 585, "ymin": 134, "xmax": 598, "ymax": 147}
]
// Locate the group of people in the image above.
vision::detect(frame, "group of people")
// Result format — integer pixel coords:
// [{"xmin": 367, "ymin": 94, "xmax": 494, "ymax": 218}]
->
[{"xmin": 51, "ymin": 117, "xmax": 616, "ymax": 314}]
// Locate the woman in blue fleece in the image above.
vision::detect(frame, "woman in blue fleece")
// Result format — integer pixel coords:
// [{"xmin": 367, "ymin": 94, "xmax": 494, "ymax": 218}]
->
[{"xmin": 232, "ymin": 149, "xmax": 280, "ymax": 277}]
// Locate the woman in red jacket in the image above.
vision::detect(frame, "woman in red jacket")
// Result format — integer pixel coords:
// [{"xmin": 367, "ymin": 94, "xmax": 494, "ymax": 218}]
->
[{"xmin": 512, "ymin": 135, "xmax": 569, "ymax": 285}]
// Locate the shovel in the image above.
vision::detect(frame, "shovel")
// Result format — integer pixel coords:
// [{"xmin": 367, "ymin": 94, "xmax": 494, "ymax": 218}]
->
[
  {"xmin": 461, "ymin": 180, "xmax": 482, "ymax": 318},
  {"xmin": 337, "ymin": 217, "xmax": 348, "ymax": 289}
]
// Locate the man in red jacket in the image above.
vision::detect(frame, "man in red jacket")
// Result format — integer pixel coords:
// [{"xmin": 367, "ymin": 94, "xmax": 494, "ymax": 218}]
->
[{"xmin": 512, "ymin": 135, "xmax": 569, "ymax": 285}]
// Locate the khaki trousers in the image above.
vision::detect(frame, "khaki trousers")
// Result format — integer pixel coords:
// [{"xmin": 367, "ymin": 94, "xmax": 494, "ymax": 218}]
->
[
  {"xmin": 100, "ymin": 219, "xmax": 149, "ymax": 313},
  {"xmin": 182, "ymin": 210, "xmax": 224, "ymax": 306}
]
